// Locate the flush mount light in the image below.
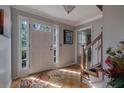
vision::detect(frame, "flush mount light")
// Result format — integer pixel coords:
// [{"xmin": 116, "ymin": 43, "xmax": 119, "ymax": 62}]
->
[{"xmin": 63, "ymin": 5, "xmax": 76, "ymax": 14}]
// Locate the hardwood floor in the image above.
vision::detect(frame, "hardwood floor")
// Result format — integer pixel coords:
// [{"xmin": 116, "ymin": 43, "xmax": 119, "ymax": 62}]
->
[{"xmin": 11, "ymin": 65, "xmax": 89, "ymax": 88}]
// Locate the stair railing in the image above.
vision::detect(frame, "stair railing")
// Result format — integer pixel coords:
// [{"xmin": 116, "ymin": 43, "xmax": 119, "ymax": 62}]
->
[{"xmin": 80, "ymin": 32, "xmax": 103, "ymax": 81}]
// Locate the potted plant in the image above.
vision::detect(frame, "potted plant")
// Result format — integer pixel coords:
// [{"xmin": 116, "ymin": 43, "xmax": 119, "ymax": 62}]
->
[{"xmin": 104, "ymin": 42, "xmax": 124, "ymax": 88}]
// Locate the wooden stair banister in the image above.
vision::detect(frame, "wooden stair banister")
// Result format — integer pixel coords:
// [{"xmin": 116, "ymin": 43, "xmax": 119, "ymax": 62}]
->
[
  {"xmin": 85, "ymin": 32, "xmax": 102, "ymax": 50},
  {"xmin": 80, "ymin": 32, "xmax": 103, "ymax": 81}
]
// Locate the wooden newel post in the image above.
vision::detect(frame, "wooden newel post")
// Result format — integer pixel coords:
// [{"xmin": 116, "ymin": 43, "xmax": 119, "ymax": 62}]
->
[
  {"xmin": 81, "ymin": 45, "xmax": 85, "ymax": 67},
  {"xmin": 80, "ymin": 45, "xmax": 85, "ymax": 81}
]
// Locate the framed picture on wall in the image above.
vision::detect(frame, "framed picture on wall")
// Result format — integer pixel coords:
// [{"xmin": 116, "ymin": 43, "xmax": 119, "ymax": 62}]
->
[{"xmin": 64, "ymin": 29, "xmax": 73, "ymax": 44}]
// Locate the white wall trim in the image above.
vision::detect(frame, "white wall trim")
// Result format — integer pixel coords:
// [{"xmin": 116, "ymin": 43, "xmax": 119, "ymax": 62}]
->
[
  {"xmin": 75, "ymin": 14, "xmax": 103, "ymax": 26},
  {"xmin": 13, "ymin": 6, "xmax": 102, "ymax": 27},
  {"xmin": 76, "ymin": 26, "xmax": 92, "ymax": 32}
]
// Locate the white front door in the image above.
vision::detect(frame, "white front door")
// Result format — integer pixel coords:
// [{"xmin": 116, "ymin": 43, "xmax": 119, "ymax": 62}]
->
[
  {"xmin": 18, "ymin": 17, "xmax": 59, "ymax": 76},
  {"xmin": 29, "ymin": 19, "xmax": 55, "ymax": 74}
]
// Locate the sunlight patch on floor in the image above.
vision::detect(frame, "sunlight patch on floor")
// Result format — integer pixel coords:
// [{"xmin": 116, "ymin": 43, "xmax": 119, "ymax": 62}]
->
[
  {"xmin": 59, "ymin": 69, "xmax": 80, "ymax": 75},
  {"xmin": 29, "ymin": 77, "xmax": 61, "ymax": 88}
]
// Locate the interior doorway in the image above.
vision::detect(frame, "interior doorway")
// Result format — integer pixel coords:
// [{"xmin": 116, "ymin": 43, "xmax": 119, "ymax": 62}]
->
[{"xmin": 76, "ymin": 27, "xmax": 92, "ymax": 65}]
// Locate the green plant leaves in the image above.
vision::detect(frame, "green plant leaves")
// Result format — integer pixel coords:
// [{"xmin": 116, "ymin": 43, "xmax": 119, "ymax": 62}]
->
[
  {"xmin": 113, "ymin": 79, "xmax": 124, "ymax": 88},
  {"xmin": 106, "ymin": 44, "xmax": 124, "ymax": 88}
]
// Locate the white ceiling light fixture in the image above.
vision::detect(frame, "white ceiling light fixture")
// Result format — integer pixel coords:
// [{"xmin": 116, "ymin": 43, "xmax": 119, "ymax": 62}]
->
[{"xmin": 63, "ymin": 5, "xmax": 76, "ymax": 14}]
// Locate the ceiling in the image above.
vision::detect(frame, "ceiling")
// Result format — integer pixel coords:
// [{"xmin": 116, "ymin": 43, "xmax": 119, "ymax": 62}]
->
[{"xmin": 13, "ymin": 5, "xmax": 102, "ymax": 26}]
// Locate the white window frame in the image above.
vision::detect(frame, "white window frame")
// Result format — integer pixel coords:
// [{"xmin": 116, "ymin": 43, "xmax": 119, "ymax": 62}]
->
[
  {"xmin": 18, "ymin": 15, "xmax": 29, "ymax": 72},
  {"xmin": 52, "ymin": 25, "xmax": 59, "ymax": 64}
]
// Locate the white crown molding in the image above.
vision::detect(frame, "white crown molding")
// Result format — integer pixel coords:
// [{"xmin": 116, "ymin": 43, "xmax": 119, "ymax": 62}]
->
[
  {"xmin": 75, "ymin": 13, "xmax": 103, "ymax": 26},
  {"xmin": 12, "ymin": 5, "xmax": 102, "ymax": 27}
]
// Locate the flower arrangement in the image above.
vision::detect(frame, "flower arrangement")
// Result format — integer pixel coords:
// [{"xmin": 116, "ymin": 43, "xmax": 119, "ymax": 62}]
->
[{"xmin": 104, "ymin": 42, "xmax": 124, "ymax": 88}]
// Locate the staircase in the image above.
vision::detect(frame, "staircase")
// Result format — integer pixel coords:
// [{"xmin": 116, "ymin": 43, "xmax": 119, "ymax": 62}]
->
[{"xmin": 80, "ymin": 32, "xmax": 105, "ymax": 87}]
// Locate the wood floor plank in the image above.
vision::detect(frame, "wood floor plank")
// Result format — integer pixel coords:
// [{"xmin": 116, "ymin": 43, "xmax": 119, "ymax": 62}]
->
[{"xmin": 11, "ymin": 65, "xmax": 89, "ymax": 88}]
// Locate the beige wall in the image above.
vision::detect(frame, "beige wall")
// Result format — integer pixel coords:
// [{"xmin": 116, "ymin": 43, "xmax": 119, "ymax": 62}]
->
[
  {"xmin": 11, "ymin": 8, "xmax": 75, "ymax": 79},
  {"xmin": 103, "ymin": 5, "xmax": 124, "ymax": 68}
]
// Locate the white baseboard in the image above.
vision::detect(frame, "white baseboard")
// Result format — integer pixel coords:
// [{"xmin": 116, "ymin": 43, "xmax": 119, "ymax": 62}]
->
[
  {"xmin": 13, "ymin": 62, "xmax": 77, "ymax": 80},
  {"xmin": 57, "ymin": 62, "xmax": 76, "ymax": 68},
  {"xmin": 29, "ymin": 65, "xmax": 53, "ymax": 75},
  {"xmin": 7, "ymin": 79, "xmax": 12, "ymax": 88}
]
